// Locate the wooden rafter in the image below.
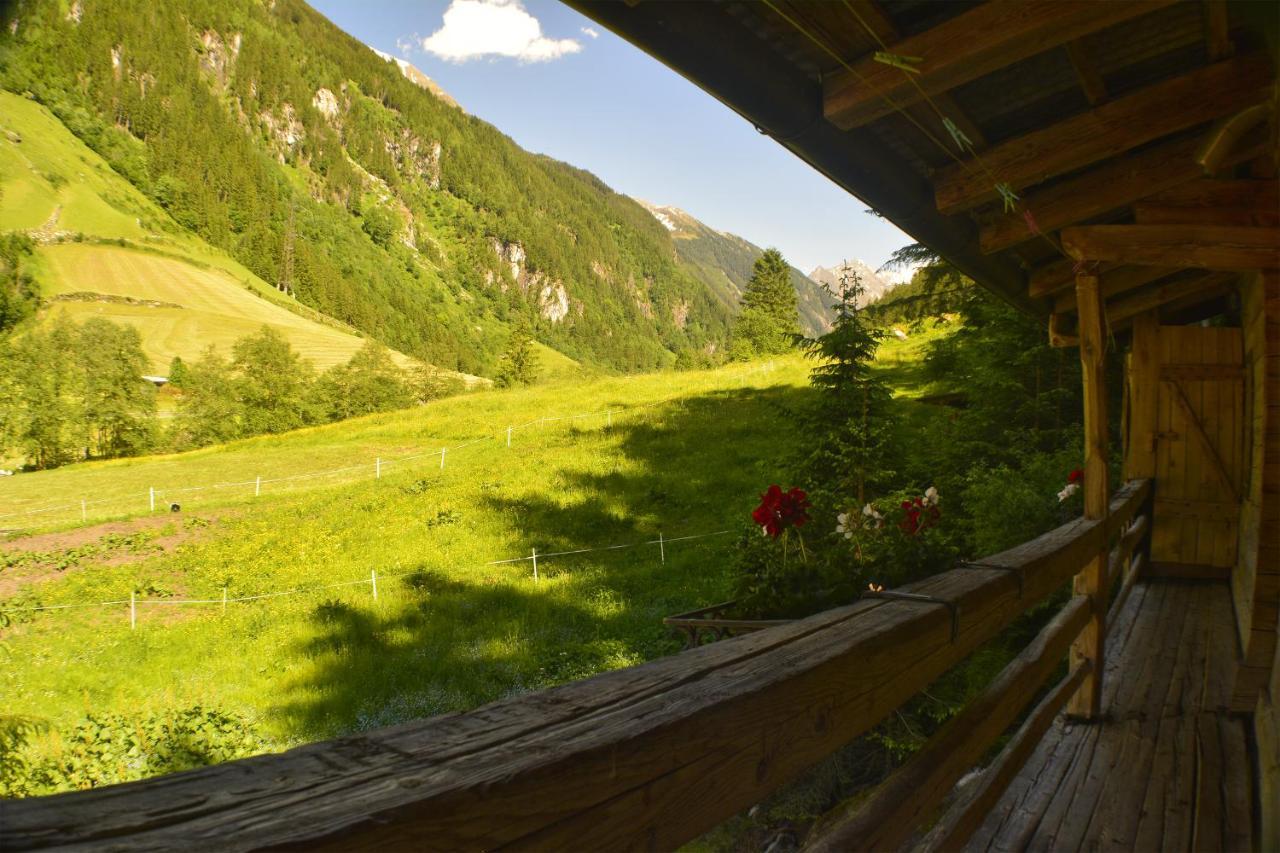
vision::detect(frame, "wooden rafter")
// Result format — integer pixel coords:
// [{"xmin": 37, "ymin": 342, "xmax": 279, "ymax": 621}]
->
[
  {"xmin": 1202, "ymin": 0, "xmax": 1233, "ymax": 60},
  {"xmin": 1060, "ymin": 225, "xmax": 1280, "ymax": 270},
  {"xmin": 1133, "ymin": 178, "xmax": 1279, "ymax": 227},
  {"xmin": 984, "ymin": 134, "xmax": 1268, "ymax": 254},
  {"xmin": 934, "ymin": 53, "xmax": 1272, "ymax": 214},
  {"xmin": 1051, "ymin": 266, "xmax": 1178, "ymax": 313},
  {"xmin": 1064, "ymin": 40, "xmax": 1107, "ymax": 106},
  {"xmin": 834, "ymin": 0, "xmax": 988, "ymax": 151},
  {"xmin": 980, "ymin": 136, "xmax": 1203, "ymax": 254},
  {"xmin": 822, "ymin": 0, "xmax": 1173, "ymax": 130},
  {"xmin": 1105, "ymin": 272, "xmax": 1236, "ymax": 325}
]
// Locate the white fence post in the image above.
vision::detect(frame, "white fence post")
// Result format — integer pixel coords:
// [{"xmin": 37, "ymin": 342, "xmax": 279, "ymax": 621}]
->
[
  {"xmin": 531, "ymin": 547, "xmax": 538, "ymax": 583},
  {"xmin": 440, "ymin": 447, "xmax": 447, "ymax": 470},
  {"xmin": 255, "ymin": 476, "xmax": 261, "ymax": 497},
  {"xmin": 659, "ymin": 532, "xmax": 665, "ymax": 564},
  {"xmin": 222, "ymin": 586, "xmax": 227, "ymax": 614},
  {"xmin": 507, "ymin": 426, "xmax": 512, "ymax": 448},
  {"xmin": 149, "ymin": 487, "xmax": 155, "ymax": 513},
  {"xmin": 376, "ymin": 457, "xmax": 381, "ymax": 479},
  {"xmin": 371, "ymin": 569, "xmax": 378, "ymax": 601},
  {"xmin": 130, "ymin": 591, "xmax": 136, "ymax": 630}
]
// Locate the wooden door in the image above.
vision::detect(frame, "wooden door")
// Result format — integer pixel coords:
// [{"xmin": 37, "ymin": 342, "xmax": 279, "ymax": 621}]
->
[{"xmin": 1149, "ymin": 326, "xmax": 1246, "ymax": 575}]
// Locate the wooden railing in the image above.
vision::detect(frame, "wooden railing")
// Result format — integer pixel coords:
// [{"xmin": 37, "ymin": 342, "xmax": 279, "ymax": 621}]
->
[{"xmin": 0, "ymin": 479, "xmax": 1152, "ymax": 853}]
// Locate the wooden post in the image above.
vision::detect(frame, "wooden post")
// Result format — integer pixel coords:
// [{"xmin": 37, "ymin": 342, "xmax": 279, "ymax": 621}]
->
[
  {"xmin": 222, "ymin": 586, "xmax": 227, "ymax": 614},
  {"xmin": 255, "ymin": 476, "xmax": 261, "ymax": 497},
  {"xmin": 371, "ymin": 569, "xmax": 378, "ymax": 602},
  {"xmin": 531, "ymin": 547, "xmax": 538, "ymax": 583},
  {"xmin": 658, "ymin": 532, "xmax": 665, "ymax": 565},
  {"xmin": 149, "ymin": 487, "xmax": 155, "ymax": 513},
  {"xmin": 440, "ymin": 448, "xmax": 447, "ymax": 470},
  {"xmin": 1125, "ymin": 311, "xmax": 1159, "ymax": 480},
  {"xmin": 1069, "ymin": 270, "xmax": 1109, "ymax": 718}
]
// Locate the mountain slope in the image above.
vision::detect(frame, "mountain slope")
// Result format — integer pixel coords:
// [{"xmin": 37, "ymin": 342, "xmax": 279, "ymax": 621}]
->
[
  {"xmin": 0, "ymin": 88, "xmax": 444, "ymax": 375},
  {"xmin": 0, "ymin": 0, "xmax": 733, "ymax": 375},
  {"xmin": 637, "ymin": 201, "xmax": 835, "ymax": 337}
]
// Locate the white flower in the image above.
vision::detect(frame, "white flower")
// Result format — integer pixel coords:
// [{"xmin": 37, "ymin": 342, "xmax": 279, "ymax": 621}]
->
[
  {"xmin": 835, "ymin": 512, "xmax": 849, "ymax": 536},
  {"xmin": 1057, "ymin": 482, "xmax": 1080, "ymax": 503},
  {"xmin": 924, "ymin": 486, "xmax": 939, "ymax": 506}
]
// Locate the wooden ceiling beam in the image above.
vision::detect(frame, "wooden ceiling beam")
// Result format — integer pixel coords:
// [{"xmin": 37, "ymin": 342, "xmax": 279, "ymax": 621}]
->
[
  {"xmin": 980, "ymin": 136, "xmax": 1200, "ymax": 254},
  {"xmin": 979, "ymin": 132, "xmax": 1269, "ymax": 254},
  {"xmin": 1052, "ymin": 266, "xmax": 1180, "ymax": 314},
  {"xmin": 822, "ymin": 0, "xmax": 1173, "ymax": 131},
  {"xmin": 1060, "ymin": 225, "xmax": 1280, "ymax": 270},
  {"xmin": 934, "ymin": 53, "xmax": 1273, "ymax": 215},
  {"xmin": 1106, "ymin": 272, "xmax": 1236, "ymax": 325},
  {"xmin": 1202, "ymin": 0, "xmax": 1233, "ymax": 61},
  {"xmin": 1064, "ymin": 40, "xmax": 1107, "ymax": 106},
  {"xmin": 1133, "ymin": 179, "xmax": 1279, "ymax": 227},
  {"xmin": 836, "ymin": 0, "xmax": 988, "ymax": 151}
]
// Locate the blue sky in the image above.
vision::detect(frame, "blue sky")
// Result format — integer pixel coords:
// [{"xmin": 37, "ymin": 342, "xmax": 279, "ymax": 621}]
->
[{"xmin": 307, "ymin": 0, "xmax": 911, "ymax": 275}]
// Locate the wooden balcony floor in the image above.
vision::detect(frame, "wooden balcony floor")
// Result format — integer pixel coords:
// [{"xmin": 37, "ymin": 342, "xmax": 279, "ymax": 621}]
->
[{"xmin": 964, "ymin": 580, "xmax": 1254, "ymax": 852}]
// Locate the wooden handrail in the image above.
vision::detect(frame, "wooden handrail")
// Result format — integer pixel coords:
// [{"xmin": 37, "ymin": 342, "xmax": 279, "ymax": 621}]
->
[
  {"xmin": 806, "ymin": 595, "xmax": 1094, "ymax": 852},
  {"xmin": 0, "ymin": 479, "xmax": 1151, "ymax": 852},
  {"xmin": 921, "ymin": 662, "xmax": 1094, "ymax": 852}
]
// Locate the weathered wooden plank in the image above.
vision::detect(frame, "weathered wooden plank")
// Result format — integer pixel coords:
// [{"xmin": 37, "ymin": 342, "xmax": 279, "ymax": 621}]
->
[
  {"xmin": 821, "ymin": 0, "xmax": 1172, "ymax": 130},
  {"xmin": 934, "ymin": 54, "xmax": 1272, "ymax": 214},
  {"xmin": 1070, "ymin": 271, "xmax": 1109, "ymax": 718},
  {"xmin": 1061, "ymin": 224, "xmax": 1280, "ymax": 270},
  {"xmin": 808, "ymin": 597, "xmax": 1093, "ymax": 852},
  {"xmin": 1107, "ymin": 273, "xmax": 1237, "ymax": 326},
  {"xmin": 0, "ymin": 483, "xmax": 1151, "ymax": 852},
  {"xmin": 1065, "ymin": 39, "xmax": 1107, "ymax": 106},
  {"xmin": 919, "ymin": 664, "xmax": 1091, "ymax": 852}
]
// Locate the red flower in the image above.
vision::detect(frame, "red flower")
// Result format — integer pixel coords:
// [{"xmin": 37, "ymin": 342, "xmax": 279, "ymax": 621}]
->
[
  {"xmin": 1067, "ymin": 469, "xmax": 1084, "ymax": 484},
  {"xmin": 752, "ymin": 485, "xmax": 811, "ymax": 538}
]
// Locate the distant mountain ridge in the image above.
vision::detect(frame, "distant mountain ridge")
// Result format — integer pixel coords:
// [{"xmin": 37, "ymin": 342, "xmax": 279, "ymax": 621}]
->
[
  {"xmin": 807, "ymin": 260, "xmax": 894, "ymax": 305},
  {"xmin": 636, "ymin": 200, "xmax": 836, "ymax": 336},
  {"xmin": 370, "ymin": 49, "xmax": 462, "ymax": 111}
]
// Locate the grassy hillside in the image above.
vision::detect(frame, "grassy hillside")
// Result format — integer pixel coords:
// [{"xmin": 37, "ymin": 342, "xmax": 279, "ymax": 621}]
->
[
  {"xmin": 0, "ymin": 356, "xmax": 810, "ymax": 794},
  {"xmin": 0, "ymin": 0, "xmax": 736, "ymax": 375},
  {"xmin": 0, "ymin": 89, "xmax": 446, "ymax": 375}
]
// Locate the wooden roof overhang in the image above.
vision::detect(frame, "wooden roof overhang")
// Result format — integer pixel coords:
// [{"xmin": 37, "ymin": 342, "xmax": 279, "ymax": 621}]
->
[{"xmin": 566, "ymin": 0, "xmax": 1280, "ymax": 327}]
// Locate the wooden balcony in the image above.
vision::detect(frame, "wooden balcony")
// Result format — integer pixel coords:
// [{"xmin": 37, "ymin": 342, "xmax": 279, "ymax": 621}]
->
[{"xmin": 2, "ymin": 481, "xmax": 1162, "ymax": 851}]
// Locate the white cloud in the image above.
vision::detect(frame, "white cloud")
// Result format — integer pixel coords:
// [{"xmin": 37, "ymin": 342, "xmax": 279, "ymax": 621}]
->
[
  {"xmin": 580, "ymin": 26, "xmax": 599, "ymax": 39},
  {"xmin": 395, "ymin": 36, "xmax": 416, "ymax": 56},
  {"xmin": 421, "ymin": 0, "xmax": 582, "ymax": 63}
]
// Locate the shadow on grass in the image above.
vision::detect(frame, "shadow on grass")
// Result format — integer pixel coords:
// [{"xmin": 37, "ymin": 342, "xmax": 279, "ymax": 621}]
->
[{"xmin": 274, "ymin": 383, "xmax": 813, "ymax": 741}]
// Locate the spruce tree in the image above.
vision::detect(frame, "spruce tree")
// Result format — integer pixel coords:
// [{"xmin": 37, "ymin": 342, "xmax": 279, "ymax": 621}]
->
[
  {"xmin": 730, "ymin": 248, "xmax": 799, "ymax": 359},
  {"xmin": 796, "ymin": 266, "xmax": 898, "ymax": 508}
]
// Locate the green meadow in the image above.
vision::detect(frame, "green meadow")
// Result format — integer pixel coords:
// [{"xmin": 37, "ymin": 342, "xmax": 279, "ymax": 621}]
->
[{"xmin": 1, "ymin": 356, "xmax": 814, "ymax": 787}]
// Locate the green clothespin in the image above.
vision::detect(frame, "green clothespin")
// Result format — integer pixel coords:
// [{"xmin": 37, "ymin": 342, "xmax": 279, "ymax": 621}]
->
[
  {"xmin": 995, "ymin": 182, "xmax": 1020, "ymax": 213},
  {"xmin": 942, "ymin": 117, "xmax": 972, "ymax": 152},
  {"xmin": 873, "ymin": 51, "xmax": 923, "ymax": 74}
]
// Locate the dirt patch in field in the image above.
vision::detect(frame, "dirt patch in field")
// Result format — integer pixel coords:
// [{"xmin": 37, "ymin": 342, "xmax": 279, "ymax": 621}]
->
[{"xmin": 0, "ymin": 511, "xmax": 232, "ymax": 597}]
